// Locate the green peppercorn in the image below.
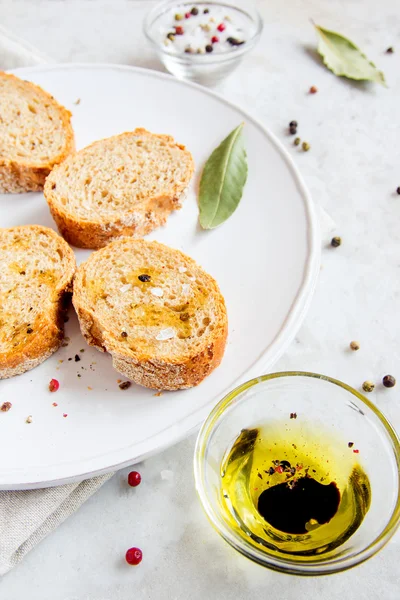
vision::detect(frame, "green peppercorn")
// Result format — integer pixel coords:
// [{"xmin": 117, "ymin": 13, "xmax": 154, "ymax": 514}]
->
[
  {"xmin": 175, "ymin": 13, "xmax": 183, "ymax": 21},
  {"xmin": 204, "ymin": 8, "xmax": 209, "ymax": 14},
  {"xmin": 383, "ymin": 374, "xmax": 396, "ymax": 388},
  {"xmin": 294, "ymin": 137, "xmax": 301, "ymax": 146},
  {"xmin": 350, "ymin": 340, "xmax": 360, "ymax": 351},
  {"xmin": 167, "ymin": 32, "xmax": 175, "ymax": 41},
  {"xmin": 205, "ymin": 44, "xmax": 213, "ymax": 53},
  {"xmin": 362, "ymin": 380, "xmax": 375, "ymax": 393},
  {"xmin": 331, "ymin": 236, "xmax": 341, "ymax": 247},
  {"xmin": 302, "ymin": 141, "xmax": 310, "ymax": 151}
]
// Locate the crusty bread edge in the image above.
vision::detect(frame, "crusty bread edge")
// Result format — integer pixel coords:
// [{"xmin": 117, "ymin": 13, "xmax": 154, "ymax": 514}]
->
[
  {"xmin": 0, "ymin": 225, "xmax": 76, "ymax": 379},
  {"xmin": 73, "ymin": 299, "xmax": 228, "ymax": 390},
  {"xmin": 0, "ymin": 72, "xmax": 75, "ymax": 193},
  {"xmin": 44, "ymin": 129, "xmax": 194, "ymax": 249}
]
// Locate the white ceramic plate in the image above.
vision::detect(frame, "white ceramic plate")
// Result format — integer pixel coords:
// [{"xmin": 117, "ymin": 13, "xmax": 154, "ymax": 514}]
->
[{"xmin": 0, "ymin": 64, "xmax": 320, "ymax": 489}]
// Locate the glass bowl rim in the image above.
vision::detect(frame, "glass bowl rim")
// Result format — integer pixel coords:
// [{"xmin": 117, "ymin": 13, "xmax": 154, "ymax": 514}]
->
[
  {"xmin": 143, "ymin": 0, "xmax": 264, "ymax": 64},
  {"xmin": 193, "ymin": 371, "xmax": 400, "ymax": 576}
]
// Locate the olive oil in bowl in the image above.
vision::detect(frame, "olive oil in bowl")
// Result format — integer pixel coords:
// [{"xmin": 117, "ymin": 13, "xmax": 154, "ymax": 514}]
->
[{"xmin": 220, "ymin": 421, "xmax": 371, "ymax": 558}]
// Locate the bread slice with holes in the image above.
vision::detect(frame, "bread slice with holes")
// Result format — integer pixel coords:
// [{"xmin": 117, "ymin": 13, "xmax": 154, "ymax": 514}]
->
[
  {"xmin": 73, "ymin": 238, "xmax": 228, "ymax": 390},
  {"xmin": 0, "ymin": 72, "xmax": 75, "ymax": 193},
  {"xmin": 44, "ymin": 129, "xmax": 194, "ymax": 249},
  {"xmin": 0, "ymin": 225, "xmax": 76, "ymax": 379}
]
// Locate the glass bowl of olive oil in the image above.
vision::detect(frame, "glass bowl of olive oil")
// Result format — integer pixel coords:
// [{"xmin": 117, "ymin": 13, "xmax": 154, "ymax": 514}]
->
[{"xmin": 194, "ymin": 372, "xmax": 400, "ymax": 575}]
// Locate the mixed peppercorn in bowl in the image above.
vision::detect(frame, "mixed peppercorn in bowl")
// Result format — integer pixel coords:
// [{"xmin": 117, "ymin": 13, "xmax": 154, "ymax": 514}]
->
[{"xmin": 144, "ymin": 1, "xmax": 263, "ymax": 85}]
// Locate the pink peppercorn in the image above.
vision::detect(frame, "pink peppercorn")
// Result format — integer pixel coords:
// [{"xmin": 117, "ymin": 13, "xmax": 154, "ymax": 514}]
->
[
  {"xmin": 217, "ymin": 23, "xmax": 226, "ymax": 32},
  {"xmin": 211, "ymin": 36, "xmax": 219, "ymax": 43},
  {"xmin": 49, "ymin": 378, "xmax": 59, "ymax": 392},
  {"xmin": 128, "ymin": 471, "xmax": 142, "ymax": 487},
  {"xmin": 125, "ymin": 547, "xmax": 142, "ymax": 566}
]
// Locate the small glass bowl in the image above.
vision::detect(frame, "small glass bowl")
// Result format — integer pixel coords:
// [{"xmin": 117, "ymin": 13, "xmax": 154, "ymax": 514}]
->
[
  {"xmin": 143, "ymin": 1, "xmax": 263, "ymax": 86},
  {"xmin": 194, "ymin": 372, "xmax": 400, "ymax": 575}
]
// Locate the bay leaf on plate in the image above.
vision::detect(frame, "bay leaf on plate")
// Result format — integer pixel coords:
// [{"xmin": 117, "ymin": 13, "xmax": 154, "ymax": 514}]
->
[
  {"xmin": 199, "ymin": 123, "xmax": 248, "ymax": 229},
  {"xmin": 314, "ymin": 24, "xmax": 386, "ymax": 86}
]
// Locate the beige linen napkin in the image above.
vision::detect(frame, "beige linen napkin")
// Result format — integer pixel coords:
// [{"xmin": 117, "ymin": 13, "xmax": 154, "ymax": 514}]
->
[{"xmin": 0, "ymin": 25, "xmax": 113, "ymax": 577}]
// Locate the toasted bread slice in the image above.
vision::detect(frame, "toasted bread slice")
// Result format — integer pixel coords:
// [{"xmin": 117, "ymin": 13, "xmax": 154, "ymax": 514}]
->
[
  {"xmin": 44, "ymin": 129, "xmax": 194, "ymax": 249},
  {"xmin": 0, "ymin": 72, "xmax": 75, "ymax": 193},
  {"xmin": 73, "ymin": 238, "xmax": 227, "ymax": 390},
  {"xmin": 0, "ymin": 225, "xmax": 76, "ymax": 379}
]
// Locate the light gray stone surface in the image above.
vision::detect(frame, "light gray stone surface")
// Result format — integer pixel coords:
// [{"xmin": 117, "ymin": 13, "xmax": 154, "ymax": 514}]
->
[{"xmin": 0, "ymin": 1, "xmax": 399, "ymax": 598}]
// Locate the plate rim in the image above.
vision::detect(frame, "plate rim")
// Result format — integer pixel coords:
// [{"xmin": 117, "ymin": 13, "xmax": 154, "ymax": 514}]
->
[{"xmin": 2, "ymin": 63, "xmax": 321, "ymax": 489}]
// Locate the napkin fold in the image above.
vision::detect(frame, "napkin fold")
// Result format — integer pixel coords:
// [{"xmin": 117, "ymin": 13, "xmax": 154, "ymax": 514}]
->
[{"xmin": 0, "ymin": 25, "xmax": 114, "ymax": 577}]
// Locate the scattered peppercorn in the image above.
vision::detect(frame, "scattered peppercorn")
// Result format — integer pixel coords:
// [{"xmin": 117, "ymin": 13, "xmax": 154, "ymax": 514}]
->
[
  {"xmin": 382, "ymin": 374, "xmax": 396, "ymax": 388},
  {"xmin": 362, "ymin": 380, "xmax": 375, "ymax": 393},
  {"xmin": 190, "ymin": 7, "xmax": 199, "ymax": 15},
  {"xmin": 26, "ymin": 328, "xmax": 33, "ymax": 334},
  {"xmin": 227, "ymin": 37, "xmax": 245, "ymax": 46},
  {"xmin": 350, "ymin": 340, "xmax": 360, "ymax": 351},
  {"xmin": 1, "ymin": 402, "xmax": 12, "ymax": 412},
  {"xmin": 217, "ymin": 23, "xmax": 226, "ymax": 32},
  {"xmin": 167, "ymin": 32, "xmax": 175, "ymax": 41},
  {"xmin": 119, "ymin": 381, "xmax": 131, "ymax": 390},
  {"xmin": 128, "ymin": 471, "xmax": 142, "ymax": 487},
  {"xmin": 211, "ymin": 36, "xmax": 219, "ymax": 43},
  {"xmin": 63, "ymin": 413, "xmax": 68, "ymax": 418},
  {"xmin": 289, "ymin": 120, "xmax": 298, "ymax": 128},
  {"xmin": 205, "ymin": 44, "xmax": 213, "ymax": 53},
  {"xmin": 25, "ymin": 415, "xmax": 33, "ymax": 424},
  {"xmin": 126, "ymin": 547, "xmax": 142, "ymax": 566},
  {"xmin": 348, "ymin": 442, "xmax": 354, "ymax": 448},
  {"xmin": 185, "ymin": 47, "xmax": 193, "ymax": 53},
  {"xmin": 353, "ymin": 449, "xmax": 359, "ymax": 454},
  {"xmin": 331, "ymin": 236, "xmax": 341, "ymax": 247},
  {"xmin": 294, "ymin": 137, "xmax": 301, "ymax": 146},
  {"xmin": 185, "ymin": 12, "xmax": 191, "ymax": 18},
  {"xmin": 396, "ymin": 187, "xmax": 400, "ymax": 195},
  {"xmin": 74, "ymin": 354, "xmax": 81, "ymax": 362},
  {"xmin": 290, "ymin": 412, "xmax": 297, "ymax": 419},
  {"xmin": 289, "ymin": 125, "xmax": 297, "ymax": 135},
  {"xmin": 49, "ymin": 378, "xmax": 60, "ymax": 392},
  {"xmin": 121, "ymin": 331, "xmax": 128, "ymax": 338},
  {"xmin": 204, "ymin": 8, "xmax": 209, "ymax": 14},
  {"xmin": 174, "ymin": 26, "xmax": 184, "ymax": 35},
  {"xmin": 386, "ymin": 47, "xmax": 394, "ymax": 54},
  {"xmin": 309, "ymin": 85, "xmax": 318, "ymax": 94},
  {"xmin": 302, "ymin": 141, "xmax": 310, "ymax": 151},
  {"xmin": 138, "ymin": 274, "xmax": 151, "ymax": 282},
  {"xmin": 20, "ymin": 270, "xmax": 25, "ymax": 275},
  {"xmin": 175, "ymin": 13, "xmax": 183, "ymax": 21}
]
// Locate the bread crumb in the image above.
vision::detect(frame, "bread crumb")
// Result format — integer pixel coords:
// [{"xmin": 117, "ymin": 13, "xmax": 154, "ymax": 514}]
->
[
  {"xmin": 74, "ymin": 98, "xmax": 81, "ymax": 105},
  {"xmin": 87, "ymin": 386, "xmax": 93, "ymax": 390},
  {"xmin": 58, "ymin": 359, "xmax": 64, "ymax": 363},
  {"xmin": 178, "ymin": 266, "xmax": 187, "ymax": 273},
  {"xmin": 117, "ymin": 379, "xmax": 122, "ymax": 383},
  {"xmin": 119, "ymin": 283, "xmax": 132, "ymax": 293},
  {"xmin": 154, "ymin": 391, "xmax": 163, "ymax": 397},
  {"xmin": 1, "ymin": 402, "xmax": 12, "ymax": 412},
  {"xmin": 52, "ymin": 402, "xmax": 58, "ymax": 407},
  {"xmin": 63, "ymin": 413, "xmax": 68, "ymax": 418},
  {"xmin": 25, "ymin": 415, "xmax": 33, "ymax": 424}
]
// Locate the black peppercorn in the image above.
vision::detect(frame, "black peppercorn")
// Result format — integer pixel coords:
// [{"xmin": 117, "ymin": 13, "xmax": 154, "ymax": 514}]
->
[
  {"xmin": 289, "ymin": 120, "xmax": 298, "ymax": 128},
  {"xmin": 26, "ymin": 328, "xmax": 33, "ymax": 334},
  {"xmin": 119, "ymin": 381, "xmax": 131, "ymax": 390},
  {"xmin": 331, "ymin": 236, "xmax": 341, "ymax": 247},
  {"xmin": 138, "ymin": 274, "xmax": 151, "ymax": 282},
  {"xmin": 382, "ymin": 374, "xmax": 396, "ymax": 388},
  {"xmin": 289, "ymin": 125, "xmax": 297, "ymax": 135},
  {"xmin": 227, "ymin": 37, "xmax": 245, "ymax": 46},
  {"xmin": 203, "ymin": 8, "xmax": 209, "ymax": 14},
  {"xmin": 386, "ymin": 47, "xmax": 394, "ymax": 54},
  {"xmin": 205, "ymin": 44, "xmax": 213, "ymax": 53},
  {"xmin": 75, "ymin": 354, "xmax": 81, "ymax": 362},
  {"xmin": 348, "ymin": 442, "xmax": 354, "ymax": 448},
  {"xmin": 191, "ymin": 7, "xmax": 199, "ymax": 15},
  {"xmin": 121, "ymin": 331, "xmax": 128, "ymax": 338},
  {"xmin": 396, "ymin": 187, "xmax": 400, "ymax": 195}
]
